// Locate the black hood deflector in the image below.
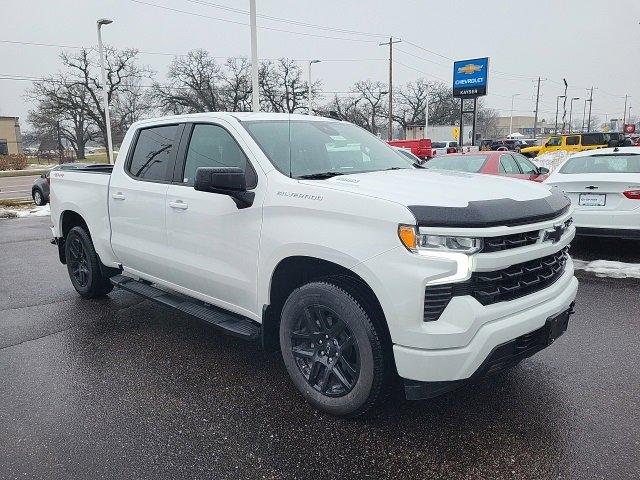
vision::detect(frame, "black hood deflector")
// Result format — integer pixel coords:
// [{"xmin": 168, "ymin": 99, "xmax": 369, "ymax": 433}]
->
[{"xmin": 408, "ymin": 188, "xmax": 570, "ymax": 228}]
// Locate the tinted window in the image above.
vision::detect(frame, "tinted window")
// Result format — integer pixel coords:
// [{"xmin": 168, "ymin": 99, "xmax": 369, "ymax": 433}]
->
[
  {"xmin": 512, "ymin": 154, "xmax": 538, "ymax": 174},
  {"xmin": 559, "ymin": 154, "xmax": 640, "ymax": 174},
  {"xmin": 499, "ymin": 154, "xmax": 521, "ymax": 174},
  {"xmin": 128, "ymin": 125, "xmax": 180, "ymax": 182},
  {"xmin": 183, "ymin": 124, "xmax": 254, "ymax": 187},
  {"xmin": 432, "ymin": 142, "xmax": 447, "ymax": 148},
  {"xmin": 566, "ymin": 136, "xmax": 580, "ymax": 146},
  {"xmin": 423, "ymin": 155, "xmax": 488, "ymax": 173},
  {"xmin": 581, "ymin": 133, "xmax": 605, "ymax": 146},
  {"xmin": 546, "ymin": 137, "xmax": 562, "ymax": 147},
  {"xmin": 449, "ymin": 142, "xmax": 458, "ymax": 148}
]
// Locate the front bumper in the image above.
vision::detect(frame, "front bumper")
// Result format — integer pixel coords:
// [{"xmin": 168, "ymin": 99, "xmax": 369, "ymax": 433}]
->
[
  {"xmin": 404, "ymin": 302, "xmax": 575, "ymax": 399},
  {"xmin": 392, "ymin": 265, "xmax": 578, "ymax": 383}
]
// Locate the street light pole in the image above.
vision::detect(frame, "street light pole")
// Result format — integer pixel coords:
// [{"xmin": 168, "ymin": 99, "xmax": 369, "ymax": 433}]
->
[
  {"xmin": 307, "ymin": 60, "xmax": 320, "ymax": 115},
  {"xmin": 581, "ymin": 97, "xmax": 587, "ymax": 132},
  {"xmin": 555, "ymin": 95, "xmax": 565, "ymax": 134},
  {"xmin": 249, "ymin": 0, "xmax": 259, "ymax": 112},
  {"xmin": 97, "ymin": 18, "xmax": 114, "ymax": 165},
  {"xmin": 569, "ymin": 97, "xmax": 579, "ymax": 134},
  {"xmin": 509, "ymin": 93, "xmax": 520, "ymax": 137}
]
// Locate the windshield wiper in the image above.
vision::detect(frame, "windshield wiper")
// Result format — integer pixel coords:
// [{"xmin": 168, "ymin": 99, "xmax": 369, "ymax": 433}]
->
[
  {"xmin": 297, "ymin": 171, "xmax": 345, "ymax": 180},
  {"xmin": 412, "ymin": 162, "xmax": 425, "ymax": 169}
]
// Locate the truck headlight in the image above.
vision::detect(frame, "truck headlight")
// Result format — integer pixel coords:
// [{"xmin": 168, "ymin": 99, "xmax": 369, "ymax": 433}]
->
[{"xmin": 398, "ymin": 225, "xmax": 482, "ymax": 254}]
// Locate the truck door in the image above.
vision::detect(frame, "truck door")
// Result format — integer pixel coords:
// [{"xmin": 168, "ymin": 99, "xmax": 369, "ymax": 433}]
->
[
  {"xmin": 109, "ymin": 123, "xmax": 183, "ymax": 280},
  {"xmin": 164, "ymin": 121, "xmax": 264, "ymax": 317},
  {"xmin": 565, "ymin": 135, "xmax": 581, "ymax": 152}
]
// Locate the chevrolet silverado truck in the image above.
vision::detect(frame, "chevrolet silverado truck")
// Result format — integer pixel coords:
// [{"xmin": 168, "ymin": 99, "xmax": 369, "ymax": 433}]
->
[{"xmin": 50, "ymin": 112, "xmax": 578, "ymax": 417}]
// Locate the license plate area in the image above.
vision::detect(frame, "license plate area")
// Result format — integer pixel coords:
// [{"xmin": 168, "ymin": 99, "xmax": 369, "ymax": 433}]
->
[
  {"xmin": 545, "ymin": 309, "xmax": 570, "ymax": 345},
  {"xmin": 579, "ymin": 193, "xmax": 606, "ymax": 206}
]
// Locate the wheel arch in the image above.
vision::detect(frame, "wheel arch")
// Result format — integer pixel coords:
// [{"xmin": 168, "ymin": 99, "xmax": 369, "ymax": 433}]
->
[{"xmin": 261, "ymin": 256, "xmax": 392, "ymax": 359}]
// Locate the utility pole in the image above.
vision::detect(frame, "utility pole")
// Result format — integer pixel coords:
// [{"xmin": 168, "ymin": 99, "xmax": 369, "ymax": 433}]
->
[
  {"xmin": 249, "ymin": 0, "xmax": 259, "ymax": 112},
  {"xmin": 569, "ymin": 97, "xmax": 580, "ymax": 133},
  {"xmin": 623, "ymin": 94, "xmax": 629, "ymax": 125},
  {"xmin": 555, "ymin": 95, "xmax": 565, "ymax": 134},
  {"xmin": 379, "ymin": 37, "xmax": 402, "ymax": 141},
  {"xmin": 586, "ymin": 87, "xmax": 594, "ymax": 132},
  {"xmin": 533, "ymin": 76, "xmax": 541, "ymax": 139},
  {"xmin": 509, "ymin": 93, "xmax": 520, "ymax": 136},
  {"xmin": 581, "ymin": 97, "xmax": 587, "ymax": 132},
  {"xmin": 424, "ymin": 91, "xmax": 429, "ymax": 138},
  {"xmin": 97, "ymin": 18, "xmax": 114, "ymax": 164},
  {"xmin": 307, "ymin": 60, "xmax": 321, "ymax": 115},
  {"xmin": 560, "ymin": 78, "xmax": 568, "ymax": 133}
]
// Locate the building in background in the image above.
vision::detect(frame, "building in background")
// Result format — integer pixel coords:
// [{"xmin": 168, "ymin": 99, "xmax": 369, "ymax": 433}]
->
[
  {"xmin": 495, "ymin": 115, "xmax": 555, "ymax": 138},
  {"xmin": 0, "ymin": 116, "xmax": 23, "ymax": 155}
]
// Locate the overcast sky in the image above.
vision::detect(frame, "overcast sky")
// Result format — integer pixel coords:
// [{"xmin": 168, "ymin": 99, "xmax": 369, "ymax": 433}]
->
[{"xmin": 1, "ymin": 0, "xmax": 639, "ymax": 128}]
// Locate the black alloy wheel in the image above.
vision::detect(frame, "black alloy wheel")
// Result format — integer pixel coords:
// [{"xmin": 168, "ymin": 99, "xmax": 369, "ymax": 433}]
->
[
  {"xmin": 290, "ymin": 305, "xmax": 360, "ymax": 397},
  {"xmin": 68, "ymin": 236, "xmax": 90, "ymax": 288}
]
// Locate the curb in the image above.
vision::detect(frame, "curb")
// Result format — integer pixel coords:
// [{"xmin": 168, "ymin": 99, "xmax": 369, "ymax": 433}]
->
[{"xmin": 0, "ymin": 169, "xmax": 49, "ymax": 178}]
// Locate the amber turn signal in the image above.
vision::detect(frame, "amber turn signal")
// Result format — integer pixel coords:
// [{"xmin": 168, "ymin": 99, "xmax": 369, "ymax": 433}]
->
[{"xmin": 398, "ymin": 224, "xmax": 417, "ymax": 251}]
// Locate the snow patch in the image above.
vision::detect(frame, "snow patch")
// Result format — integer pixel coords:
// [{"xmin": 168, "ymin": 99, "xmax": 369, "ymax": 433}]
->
[
  {"xmin": 574, "ymin": 258, "xmax": 640, "ymax": 279},
  {"xmin": 532, "ymin": 151, "xmax": 570, "ymax": 173},
  {"xmin": 0, "ymin": 204, "xmax": 50, "ymax": 219}
]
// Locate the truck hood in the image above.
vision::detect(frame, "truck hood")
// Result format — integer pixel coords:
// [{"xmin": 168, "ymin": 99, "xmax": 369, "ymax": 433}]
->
[{"xmin": 300, "ymin": 169, "xmax": 570, "ymax": 228}]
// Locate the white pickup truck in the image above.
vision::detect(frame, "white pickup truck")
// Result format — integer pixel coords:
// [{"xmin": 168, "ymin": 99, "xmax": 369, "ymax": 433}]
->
[{"xmin": 50, "ymin": 112, "xmax": 578, "ymax": 417}]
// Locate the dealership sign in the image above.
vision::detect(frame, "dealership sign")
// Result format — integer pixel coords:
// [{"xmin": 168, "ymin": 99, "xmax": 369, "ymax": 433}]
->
[{"xmin": 453, "ymin": 57, "xmax": 489, "ymax": 98}]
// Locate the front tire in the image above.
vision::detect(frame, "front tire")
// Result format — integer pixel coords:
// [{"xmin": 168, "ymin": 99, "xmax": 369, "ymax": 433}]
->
[
  {"xmin": 279, "ymin": 281, "xmax": 389, "ymax": 417},
  {"xmin": 64, "ymin": 226, "xmax": 113, "ymax": 298}
]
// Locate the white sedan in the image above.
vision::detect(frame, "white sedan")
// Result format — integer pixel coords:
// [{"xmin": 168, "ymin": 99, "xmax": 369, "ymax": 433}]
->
[{"xmin": 545, "ymin": 147, "xmax": 640, "ymax": 239}]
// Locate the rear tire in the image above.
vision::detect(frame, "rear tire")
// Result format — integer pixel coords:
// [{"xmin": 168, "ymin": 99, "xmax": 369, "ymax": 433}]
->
[
  {"xmin": 279, "ymin": 281, "xmax": 389, "ymax": 417},
  {"xmin": 64, "ymin": 226, "xmax": 113, "ymax": 298},
  {"xmin": 33, "ymin": 189, "xmax": 45, "ymax": 206}
]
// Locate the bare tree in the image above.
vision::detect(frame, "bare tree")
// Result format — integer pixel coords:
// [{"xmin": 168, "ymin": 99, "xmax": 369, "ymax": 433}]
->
[
  {"xmin": 27, "ymin": 76, "xmax": 94, "ymax": 159},
  {"xmin": 153, "ymin": 49, "xmax": 224, "ymax": 114},
  {"xmin": 394, "ymin": 79, "xmax": 430, "ymax": 135},
  {"xmin": 219, "ymin": 57, "xmax": 252, "ymax": 112},
  {"xmin": 259, "ymin": 59, "xmax": 309, "ymax": 113},
  {"xmin": 351, "ymin": 80, "xmax": 388, "ymax": 135}
]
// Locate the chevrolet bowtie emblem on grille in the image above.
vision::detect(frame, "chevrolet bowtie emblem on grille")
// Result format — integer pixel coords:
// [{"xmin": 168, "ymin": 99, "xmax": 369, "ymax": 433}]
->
[
  {"xmin": 585, "ymin": 185, "xmax": 598, "ymax": 190},
  {"xmin": 544, "ymin": 224, "xmax": 565, "ymax": 243}
]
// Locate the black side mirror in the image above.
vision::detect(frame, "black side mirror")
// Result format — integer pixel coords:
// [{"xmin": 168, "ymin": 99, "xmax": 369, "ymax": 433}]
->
[
  {"xmin": 537, "ymin": 167, "xmax": 550, "ymax": 174},
  {"xmin": 194, "ymin": 167, "xmax": 255, "ymax": 209},
  {"xmin": 41, "ymin": 173, "xmax": 47, "ymax": 178}
]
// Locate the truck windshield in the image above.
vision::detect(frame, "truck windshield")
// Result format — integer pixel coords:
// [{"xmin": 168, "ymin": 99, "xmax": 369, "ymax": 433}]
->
[{"xmin": 242, "ymin": 119, "xmax": 411, "ymax": 178}]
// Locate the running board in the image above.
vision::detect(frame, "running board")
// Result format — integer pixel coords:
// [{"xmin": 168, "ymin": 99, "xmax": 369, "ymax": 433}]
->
[{"xmin": 110, "ymin": 274, "xmax": 260, "ymax": 341}]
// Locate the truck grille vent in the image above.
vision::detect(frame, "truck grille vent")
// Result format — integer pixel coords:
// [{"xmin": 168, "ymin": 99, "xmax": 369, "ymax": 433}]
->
[
  {"xmin": 482, "ymin": 231, "xmax": 541, "ymax": 253},
  {"xmin": 423, "ymin": 248, "xmax": 569, "ymax": 321}
]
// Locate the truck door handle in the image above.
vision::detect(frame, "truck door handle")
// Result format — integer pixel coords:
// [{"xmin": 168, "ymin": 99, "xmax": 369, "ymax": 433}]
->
[
  {"xmin": 112, "ymin": 192, "xmax": 126, "ymax": 200},
  {"xmin": 169, "ymin": 200, "xmax": 188, "ymax": 210}
]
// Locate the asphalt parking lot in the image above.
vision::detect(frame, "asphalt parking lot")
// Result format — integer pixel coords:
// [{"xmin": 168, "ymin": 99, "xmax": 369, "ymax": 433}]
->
[{"xmin": 1, "ymin": 216, "xmax": 639, "ymax": 480}]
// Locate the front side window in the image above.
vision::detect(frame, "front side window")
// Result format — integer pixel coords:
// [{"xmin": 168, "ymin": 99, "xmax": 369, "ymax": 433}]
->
[
  {"xmin": 546, "ymin": 137, "xmax": 562, "ymax": 147},
  {"xmin": 128, "ymin": 124, "xmax": 180, "ymax": 182},
  {"xmin": 432, "ymin": 142, "xmax": 447, "ymax": 148},
  {"xmin": 512, "ymin": 153, "xmax": 538, "ymax": 174},
  {"xmin": 182, "ymin": 123, "xmax": 255, "ymax": 187},
  {"xmin": 566, "ymin": 136, "xmax": 580, "ymax": 146},
  {"xmin": 499, "ymin": 154, "xmax": 521, "ymax": 174},
  {"xmin": 242, "ymin": 120, "xmax": 411, "ymax": 178},
  {"xmin": 423, "ymin": 155, "xmax": 488, "ymax": 173}
]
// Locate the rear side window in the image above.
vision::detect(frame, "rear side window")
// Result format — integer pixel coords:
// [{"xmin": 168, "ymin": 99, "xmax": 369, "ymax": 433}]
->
[
  {"xmin": 423, "ymin": 155, "xmax": 488, "ymax": 173},
  {"xmin": 128, "ymin": 125, "xmax": 180, "ymax": 182},
  {"xmin": 566, "ymin": 136, "xmax": 580, "ymax": 146},
  {"xmin": 499, "ymin": 154, "xmax": 520, "ymax": 174},
  {"xmin": 182, "ymin": 123, "xmax": 256, "ymax": 188},
  {"xmin": 581, "ymin": 133, "xmax": 605, "ymax": 146}
]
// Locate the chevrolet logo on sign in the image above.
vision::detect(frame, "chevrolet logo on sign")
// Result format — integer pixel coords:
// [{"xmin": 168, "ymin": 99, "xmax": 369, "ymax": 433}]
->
[{"xmin": 458, "ymin": 63, "xmax": 483, "ymax": 75}]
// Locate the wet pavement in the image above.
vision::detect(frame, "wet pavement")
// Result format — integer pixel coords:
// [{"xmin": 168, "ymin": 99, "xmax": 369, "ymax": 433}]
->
[{"xmin": 1, "ymin": 217, "xmax": 639, "ymax": 480}]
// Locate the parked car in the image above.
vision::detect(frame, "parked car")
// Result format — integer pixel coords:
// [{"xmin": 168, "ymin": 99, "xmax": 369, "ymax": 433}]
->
[
  {"xmin": 50, "ymin": 112, "xmax": 577, "ymax": 417},
  {"xmin": 431, "ymin": 141, "xmax": 459, "ymax": 155},
  {"xmin": 545, "ymin": 147, "xmax": 640, "ymax": 239},
  {"xmin": 423, "ymin": 151, "xmax": 549, "ymax": 182},
  {"xmin": 392, "ymin": 146, "xmax": 424, "ymax": 165},
  {"xmin": 387, "ymin": 138, "xmax": 433, "ymax": 160},
  {"xmin": 521, "ymin": 133, "xmax": 609, "ymax": 157}
]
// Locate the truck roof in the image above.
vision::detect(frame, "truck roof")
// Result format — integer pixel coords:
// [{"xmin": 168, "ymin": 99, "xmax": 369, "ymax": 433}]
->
[{"xmin": 130, "ymin": 112, "xmax": 337, "ymax": 129}]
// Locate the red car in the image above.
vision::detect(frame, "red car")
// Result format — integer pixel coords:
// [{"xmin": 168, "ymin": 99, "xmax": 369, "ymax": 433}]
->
[{"xmin": 423, "ymin": 151, "xmax": 550, "ymax": 182}]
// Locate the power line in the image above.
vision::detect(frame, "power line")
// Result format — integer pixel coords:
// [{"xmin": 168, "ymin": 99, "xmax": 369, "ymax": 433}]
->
[
  {"xmin": 128, "ymin": 0, "xmax": 379, "ymax": 43},
  {"xmin": 179, "ymin": 0, "xmax": 387, "ymax": 38}
]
